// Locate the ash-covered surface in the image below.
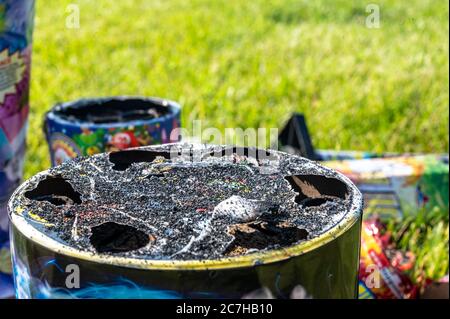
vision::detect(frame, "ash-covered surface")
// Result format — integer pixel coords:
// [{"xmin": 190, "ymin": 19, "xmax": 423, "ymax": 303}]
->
[{"xmin": 10, "ymin": 144, "xmax": 357, "ymax": 261}]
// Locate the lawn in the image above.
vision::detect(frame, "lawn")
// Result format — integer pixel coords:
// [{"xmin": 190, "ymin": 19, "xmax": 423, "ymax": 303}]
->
[{"xmin": 27, "ymin": 0, "xmax": 449, "ymax": 177}]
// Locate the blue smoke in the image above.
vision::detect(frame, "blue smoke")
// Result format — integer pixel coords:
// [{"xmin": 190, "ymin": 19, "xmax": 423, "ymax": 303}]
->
[
  {"xmin": 36, "ymin": 277, "xmax": 184, "ymax": 299},
  {"xmin": 14, "ymin": 257, "xmax": 221, "ymax": 299}
]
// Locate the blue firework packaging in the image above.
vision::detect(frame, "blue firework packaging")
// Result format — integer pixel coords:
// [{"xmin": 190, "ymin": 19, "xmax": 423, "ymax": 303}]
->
[{"xmin": 44, "ymin": 97, "xmax": 181, "ymax": 166}]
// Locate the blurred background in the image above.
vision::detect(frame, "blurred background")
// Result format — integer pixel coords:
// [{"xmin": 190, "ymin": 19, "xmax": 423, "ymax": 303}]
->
[{"xmin": 27, "ymin": 0, "xmax": 449, "ymax": 177}]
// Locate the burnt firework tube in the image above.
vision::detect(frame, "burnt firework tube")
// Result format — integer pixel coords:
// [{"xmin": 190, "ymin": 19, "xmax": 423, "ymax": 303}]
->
[
  {"xmin": 44, "ymin": 97, "xmax": 181, "ymax": 166},
  {"xmin": 0, "ymin": 0, "xmax": 35, "ymax": 298},
  {"xmin": 9, "ymin": 143, "xmax": 363, "ymax": 299}
]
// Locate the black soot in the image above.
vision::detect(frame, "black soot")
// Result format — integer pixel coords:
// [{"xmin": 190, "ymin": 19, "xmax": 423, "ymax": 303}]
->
[{"xmin": 11, "ymin": 143, "xmax": 354, "ymax": 260}]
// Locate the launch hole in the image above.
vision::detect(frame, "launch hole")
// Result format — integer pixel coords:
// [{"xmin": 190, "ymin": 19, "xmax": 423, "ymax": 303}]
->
[
  {"xmin": 207, "ymin": 147, "xmax": 276, "ymax": 161},
  {"xmin": 109, "ymin": 150, "xmax": 171, "ymax": 171},
  {"xmin": 145, "ymin": 173, "xmax": 165, "ymax": 179},
  {"xmin": 33, "ymin": 195, "xmax": 72, "ymax": 206},
  {"xmin": 300, "ymin": 197, "xmax": 330, "ymax": 207},
  {"xmin": 284, "ymin": 175, "xmax": 348, "ymax": 204},
  {"xmin": 24, "ymin": 175, "xmax": 82, "ymax": 205},
  {"xmin": 225, "ymin": 222, "xmax": 308, "ymax": 256},
  {"xmin": 90, "ymin": 222, "xmax": 150, "ymax": 253}
]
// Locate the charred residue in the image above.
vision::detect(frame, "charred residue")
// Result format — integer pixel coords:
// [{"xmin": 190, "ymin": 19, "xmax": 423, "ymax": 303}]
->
[
  {"xmin": 284, "ymin": 174, "xmax": 348, "ymax": 206},
  {"xmin": 90, "ymin": 222, "xmax": 151, "ymax": 253},
  {"xmin": 12, "ymin": 144, "xmax": 354, "ymax": 260},
  {"xmin": 24, "ymin": 175, "xmax": 82, "ymax": 206},
  {"xmin": 109, "ymin": 150, "xmax": 171, "ymax": 171}
]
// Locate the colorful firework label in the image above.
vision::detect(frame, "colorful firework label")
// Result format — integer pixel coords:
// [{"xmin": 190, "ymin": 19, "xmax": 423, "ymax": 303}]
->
[
  {"xmin": 44, "ymin": 97, "xmax": 181, "ymax": 166},
  {"xmin": 0, "ymin": 0, "xmax": 35, "ymax": 299},
  {"xmin": 0, "ymin": 0, "xmax": 34, "ymax": 200},
  {"xmin": 49, "ymin": 132, "xmax": 82, "ymax": 166},
  {"xmin": 324, "ymin": 154, "xmax": 449, "ymax": 218}
]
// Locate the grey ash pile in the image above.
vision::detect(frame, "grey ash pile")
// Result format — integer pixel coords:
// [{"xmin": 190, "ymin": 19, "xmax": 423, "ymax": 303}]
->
[{"xmin": 10, "ymin": 143, "xmax": 355, "ymax": 260}]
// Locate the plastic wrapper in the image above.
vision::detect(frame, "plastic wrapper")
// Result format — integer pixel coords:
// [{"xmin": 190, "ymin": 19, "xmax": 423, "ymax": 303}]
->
[{"xmin": 358, "ymin": 218, "xmax": 419, "ymax": 299}]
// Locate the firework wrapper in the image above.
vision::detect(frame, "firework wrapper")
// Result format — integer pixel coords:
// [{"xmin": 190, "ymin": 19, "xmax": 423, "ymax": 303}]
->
[
  {"xmin": 44, "ymin": 97, "xmax": 181, "ymax": 166},
  {"xmin": 324, "ymin": 154, "xmax": 449, "ymax": 219},
  {"xmin": 358, "ymin": 218, "xmax": 418, "ymax": 299},
  {"xmin": 0, "ymin": 0, "xmax": 35, "ymax": 298}
]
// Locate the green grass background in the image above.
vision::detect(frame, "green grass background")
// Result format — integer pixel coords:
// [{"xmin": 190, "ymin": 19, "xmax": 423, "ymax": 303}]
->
[{"xmin": 27, "ymin": 0, "xmax": 449, "ymax": 177}]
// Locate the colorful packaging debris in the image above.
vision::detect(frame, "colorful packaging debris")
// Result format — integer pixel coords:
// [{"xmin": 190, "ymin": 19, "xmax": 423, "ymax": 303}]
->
[
  {"xmin": 358, "ymin": 218, "xmax": 418, "ymax": 299},
  {"xmin": 316, "ymin": 149, "xmax": 396, "ymax": 161},
  {"xmin": 324, "ymin": 154, "xmax": 448, "ymax": 299},
  {"xmin": 0, "ymin": 0, "xmax": 35, "ymax": 299},
  {"xmin": 44, "ymin": 97, "xmax": 181, "ymax": 166},
  {"xmin": 324, "ymin": 154, "xmax": 449, "ymax": 219}
]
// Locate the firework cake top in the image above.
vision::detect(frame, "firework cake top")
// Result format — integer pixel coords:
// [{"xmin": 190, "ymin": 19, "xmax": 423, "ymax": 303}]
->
[{"xmin": 9, "ymin": 143, "xmax": 362, "ymax": 267}]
